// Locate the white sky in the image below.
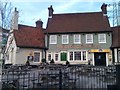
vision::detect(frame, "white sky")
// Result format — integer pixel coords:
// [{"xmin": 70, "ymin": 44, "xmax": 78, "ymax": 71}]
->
[{"xmin": 2, "ymin": 0, "xmax": 119, "ymax": 28}]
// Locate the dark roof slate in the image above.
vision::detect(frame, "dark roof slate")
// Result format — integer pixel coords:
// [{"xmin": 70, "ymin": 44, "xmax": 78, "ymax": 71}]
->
[{"xmin": 46, "ymin": 12, "xmax": 111, "ymax": 34}]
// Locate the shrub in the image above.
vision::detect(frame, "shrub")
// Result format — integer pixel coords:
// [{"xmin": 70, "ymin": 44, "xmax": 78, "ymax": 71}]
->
[
  {"xmin": 66, "ymin": 60, "xmax": 70, "ymax": 66},
  {"xmin": 25, "ymin": 60, "xmax": 30, "ymax": 66},
  {"xmin": 41, "ymin": 58, "xmax": 46, "ymax": 63}
]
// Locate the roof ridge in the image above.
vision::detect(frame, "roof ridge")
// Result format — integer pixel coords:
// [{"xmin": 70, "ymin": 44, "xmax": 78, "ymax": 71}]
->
[
  {"xmin": 53, "ymin": 11, "xmax": 102, "ymax": 16},
  {"xmin": 18, "ymin": 24, "xmax": 36, "ymax": 28}
]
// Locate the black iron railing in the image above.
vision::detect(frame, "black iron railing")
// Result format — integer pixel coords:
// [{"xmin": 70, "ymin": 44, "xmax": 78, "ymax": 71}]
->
[{"xmin": 2, "ymin": 65, "xmax": 116, "ymax": 90}]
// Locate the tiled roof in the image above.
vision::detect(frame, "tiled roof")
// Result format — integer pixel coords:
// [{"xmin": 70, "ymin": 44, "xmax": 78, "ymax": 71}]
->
[
  {"xmin": 46, "ymin": 12, "xmax": 111, "ymax": 34},
  {"xmin": 111, "ymin": 26, "xmax": 120, "ymax": 48},
  {"xmin": 13, "ymin": 24, "xmax": 45, "ymax": 48}
]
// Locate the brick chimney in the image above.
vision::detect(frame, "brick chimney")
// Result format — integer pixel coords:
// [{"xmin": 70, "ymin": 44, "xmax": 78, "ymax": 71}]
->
[
  {"xmin": 11, "ymin": 7, "xmax": 19, "ymax": 30},
  {"xmin": 101, "ymin": 3, "xmax": 107, "ymax": 16},
  {"xmin": 48, "ymin": 5, "xmax": 54, "ymax": 18},
  {"xmin": 35, "ymin": 19, "xmax": 43, "ymax": 29}
]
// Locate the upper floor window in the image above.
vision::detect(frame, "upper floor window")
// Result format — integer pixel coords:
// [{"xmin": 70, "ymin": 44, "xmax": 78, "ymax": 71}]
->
[
  {"xmin": 62, "ymin": 35, "xmax": 69, "ymax": 44},
  {"xmin": 50, "ymin": 35, "xmax": 57, "ymax": 44},
  {"xmin": 74, "ymin": 34, "xmax": 81, "ymax": 44},
  {"xmin": 34, "ymin": 52, "xmax": 40, "ymax": 62},
  {"xmin": 98, "ymin": 34, "xmax": 106, "ymax": 43},
  {"xmin": 86, "ymin": 34, "xmax": 93, "ymax": 43}
]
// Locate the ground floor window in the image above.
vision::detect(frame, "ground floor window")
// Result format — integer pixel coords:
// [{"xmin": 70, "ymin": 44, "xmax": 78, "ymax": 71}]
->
[
  {"xmin": 83, "ymin": 51, "xmax": 87, "ymax": 60},
  {"xmin": 74, "ymin": 51, "xmax": 81, "ymax": 60},
  {"xmin": 69, "ymin": 51, "xmax": 87, "ymax": 61},
  {"xmin": 55, "ymin": 53, "xmax": 59, "ymax": 61},
  {"xmin": 47, "ymin": 52, "xmax": 60, "ymax": 61},
  {"xmin": 69, "ymin": 52, "xmax": 73, "ymax": 60},
  {"xmin": 34, "ymin": 52, "xmax": 40, "ymax": 62},
  {"xmin": 47, "ymin": 53, "xmax": 52, "ymax": 61}
]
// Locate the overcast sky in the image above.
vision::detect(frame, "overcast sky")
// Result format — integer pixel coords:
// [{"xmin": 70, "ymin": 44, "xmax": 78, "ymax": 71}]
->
[{"xmin": 7, "ymin": 0, "xmax": 119, "ymax": 28}]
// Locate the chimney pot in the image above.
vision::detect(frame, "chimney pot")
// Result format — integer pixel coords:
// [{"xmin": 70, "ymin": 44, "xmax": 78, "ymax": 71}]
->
[
  {"xmin": 36, "ymin": 19, "xmax": 43, "ymax": 29},
  {"xmin": 101, "ymin": 3, "xmax": 107, "ymax": 15},
  {"xmin": 48, "ymin": 5, "xmax": 54, "ymax": 18},
  {"xmin": 11, "ymin": 7, "xmax": 19, "ymax": 30}
]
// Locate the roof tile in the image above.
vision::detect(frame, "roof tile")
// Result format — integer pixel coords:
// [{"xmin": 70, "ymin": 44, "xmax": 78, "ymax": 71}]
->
[
  {"xmin": 14, "ymin": 24, "xmax": 45, "ymax": 48},
  {"xmin": 46, "ymin": 12, "xmax": 111, "ymax": 33},
  {"xmin": 111, "ymin": 26, "xmax": 120, "ymax": 48}
]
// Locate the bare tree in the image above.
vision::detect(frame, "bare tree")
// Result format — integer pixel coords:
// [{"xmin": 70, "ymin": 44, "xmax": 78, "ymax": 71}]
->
[
  {"xmin": 0, "ymin": 1, "xmax": 13, "ymax": 29},
  {"xmin": 0, "ymin": 1, "xmax": 13, "ymax": 67}
]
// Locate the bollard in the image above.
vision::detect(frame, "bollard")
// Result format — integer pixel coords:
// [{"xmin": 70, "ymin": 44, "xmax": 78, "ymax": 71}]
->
[{"xmin": 116, "ymin": 65, "xmax": 120, "ymax": 90}]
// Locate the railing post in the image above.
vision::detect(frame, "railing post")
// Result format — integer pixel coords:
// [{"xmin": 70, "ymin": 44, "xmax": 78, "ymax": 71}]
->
[
  {"xmin": 116, "ymin": 64, "xmax": 120, "ymax": 90},
  {"xmin": 59, "ymin": 69, "xmax": 62, "ymax": 90}
]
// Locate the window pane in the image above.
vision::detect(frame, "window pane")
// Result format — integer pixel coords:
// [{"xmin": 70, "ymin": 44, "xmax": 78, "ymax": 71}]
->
[
  {"xmin": 83, "ymin": 51, "xmax": 86, "ymax": 60},
  {"xmin": 86, "ymin": 34, "xmax": 93, "ymax": 43},
  {"xmin": 34, "ymin": 52, "xmax": 40, "ymax": 62},
  {"xmin": 99, "ymin": 34, "xmax": 106, "ymax": 43},
  {"xmin": 55, "ymin": 54, "xmax": 59, "ymax": 61},
  {"xmin": 74, "ymin": 51, "xmax": 81, "ymax": 60},
  {"xmin": 69, "ymin": 52, "xmax": 73, "ymax": 60},
  {"xmin": 62, "ymin": 35, "xmax": 68, "ymax": 44},
  {"xmin": 50, "ymin": 35, "xmax": 57, "ymax": 44},
  {"xmin": 74, "ymin": 35, "xmax": 81, "ymax": 44},
  {"xmin": 48, "ymin": 54, "xmax": 51, "ymax": 61}
]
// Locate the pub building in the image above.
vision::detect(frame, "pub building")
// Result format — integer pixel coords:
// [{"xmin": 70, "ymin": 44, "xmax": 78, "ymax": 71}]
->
[{"xmin": 45, "ymin": 4, "xmax": 112, "ymax": 66}]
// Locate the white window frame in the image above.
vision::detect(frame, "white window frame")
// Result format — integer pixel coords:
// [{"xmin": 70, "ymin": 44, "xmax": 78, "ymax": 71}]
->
[
  {"xmin": 62, "ymin": 35, "xmax": 69, "ymax": 44},
  {"xmin": 50, "ymin": 35, "xmax": 57, "ymax": 44},
  {"xmin": 68, "ymin": 50, "xmax": 87, "ymax": 61},
  {"xmin": 69, "ymin": 51, "xmax": 74, "ymax": 61},
  {"xmin": 74, "ymin": 34, "xmax": 81, "ymax": 44},
  {"xmin": 47, "ymin": 52, "xmax": 52, "ymax": 61},
  {"xmin": 98, "ymin": 34, "xmax": 106, "ymax": 43},
  {"xmin": 54, "ymin": 53, "xmax": 59, "ymax": 61},
  {"xmin": 33, "ymin": 52, "xmax": 41, "ymax": 62},
  {"xmin": 86, "ymin": 34, "xmax": 93, "ymax": 44}
]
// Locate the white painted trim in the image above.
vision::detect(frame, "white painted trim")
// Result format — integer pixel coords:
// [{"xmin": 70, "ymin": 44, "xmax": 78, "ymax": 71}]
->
[
  {"xmin": 74, "ymin": 34, "xmax": 81, "ymax": 44},
  {"xmin": 54, "ymin": 52, "xmax": 60, "ymax": 62},
  {"xmin": 62, "ymin": 35, "xmax": 69, "ymax": 44},
  {"xmin": 98, "ymin": 34, "xmax": 106, "ymax": 43},
  {"xmin": 33, "ymin": 51, "xmax": 41, "ymax": 63},
  {"xmin": 93, "ymin": 53, "xmax": 95, "ymax": 66},
  {"xmin": 106, "ymin": 53, "xmax": 108, "ymax": 66},
  {"xmin": 86, "ymin": 34, "xmax": 93, "ymax": 44},
  {"xmin": 67, "ymin": 50, "xmax": 88, "ymax": 61},
  {"xmin": 46, "ymin": 52, "xmax": 52, "ymax": 61},
  {"xmin": 50, "ymin": 35, "xmax": 57, "ymax": 44},
  {"xmin": 114, "ymin": 49, "xmax": 118, "ymax": 62}
]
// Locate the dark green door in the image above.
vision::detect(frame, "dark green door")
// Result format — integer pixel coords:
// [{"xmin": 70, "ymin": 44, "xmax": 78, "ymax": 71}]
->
[{"xmin": 61, "ymin": 52, "xmax": 67, "ymax": 61}]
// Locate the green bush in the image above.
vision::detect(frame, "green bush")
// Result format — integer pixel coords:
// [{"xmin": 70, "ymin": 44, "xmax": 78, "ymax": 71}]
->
[{"xmin": 41, "ymin": 58, "xmax": 46, "ymax": 63}]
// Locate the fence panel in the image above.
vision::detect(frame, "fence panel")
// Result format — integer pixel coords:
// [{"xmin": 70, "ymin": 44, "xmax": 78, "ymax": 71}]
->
[{"xmin": 2, "ymin": 65, "xmax": 116, "ymax": 90}]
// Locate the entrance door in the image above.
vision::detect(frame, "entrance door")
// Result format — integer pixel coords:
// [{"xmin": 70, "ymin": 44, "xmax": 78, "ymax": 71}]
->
[
  {"xmin": 94, "ymin": 52, "xmax": 106, "ymax": 66},
  {"xmin": 60, "ymin": 52, "xmax": 67, "ymax": 61}
]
